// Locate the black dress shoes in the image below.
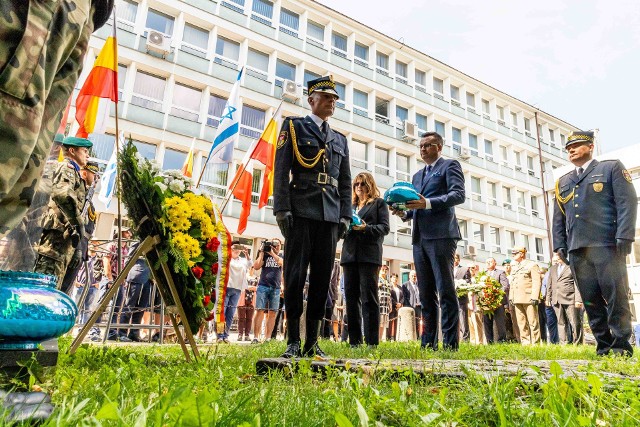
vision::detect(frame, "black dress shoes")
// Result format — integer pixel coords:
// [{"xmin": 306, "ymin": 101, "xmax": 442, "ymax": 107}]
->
[{"xmin": 281, "ymin": 342, "xmax": 301, "ymax": 358}]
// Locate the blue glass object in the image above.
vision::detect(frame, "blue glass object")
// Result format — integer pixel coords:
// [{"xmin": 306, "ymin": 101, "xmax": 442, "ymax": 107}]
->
[
  {"xmin": 351, "ymin": 212, "xmax": 363, "ymax": 226},
  {"xmin": 0, "ymin": 271, "xmax": 77, "ymax": 350},
  {"xmin": 383, "ymin": 181, "xmax": 420, "ymax": 211}
]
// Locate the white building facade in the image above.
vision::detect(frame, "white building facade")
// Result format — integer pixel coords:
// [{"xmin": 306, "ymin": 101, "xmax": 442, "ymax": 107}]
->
[{"xmin": 79, "ymin": 0, "xmax": 577, "ymax": 278}]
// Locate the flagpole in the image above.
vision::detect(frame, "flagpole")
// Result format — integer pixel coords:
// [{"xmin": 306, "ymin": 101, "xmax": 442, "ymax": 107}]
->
[
  {"xmin": 219, "ymin": 99, "xmax": 284, "ymax": 213},
  {"xmin": 111, "ymin": 9, "xmax": 123, "ymax": 278}
]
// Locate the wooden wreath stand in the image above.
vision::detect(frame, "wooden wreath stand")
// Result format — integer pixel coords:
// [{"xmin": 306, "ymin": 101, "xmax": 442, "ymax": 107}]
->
[{"xmin": 69, "ymin": 235, "xmax": 201, "ymax": 362}]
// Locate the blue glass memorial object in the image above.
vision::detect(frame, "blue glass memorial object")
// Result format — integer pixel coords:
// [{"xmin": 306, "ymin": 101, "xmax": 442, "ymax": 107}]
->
[
  {"xmin": 0, "ymin": 271, "xmax": 77, "ymax": 350},
  {"xmin": 383, "ymin": 181, "xmax": 420, "ymax": 211}
]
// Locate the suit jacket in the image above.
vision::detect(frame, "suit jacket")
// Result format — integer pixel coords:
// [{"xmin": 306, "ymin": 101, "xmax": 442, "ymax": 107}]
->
[
  {"xmin": 390, "ymin": 286, "xmax": 404, "ymax": 313},
  {"xmin": 546, "ymin": 263, "xmax": 582, "ymax": 306},
  {"xmin": 488, "ymin": 268, "xmax": 509, "ymax": 305},
  {"xmin": 340, "ymin": 198, "xmax": 390, "ymax": 265},
  {"xmin": 402, "ymin": 280, "xmax": 420, "ymax": 307},
  {"xmin": 454, "ymin": 264, "xmax": 471, "ymax": 303},
  {"xmin": 405, "ymin": 157, "xmax": 465, "ymax": 244},
  {"xmin": 509, "ymin": 259, "xmax": 542, "ymax": 304},
  {"xmin": 273, "ymin": 116, "xmax": 352, "ymax": 223},
  {"xmin": 553, "ymin": 159, "xmax": 637, "ymax": 252}
]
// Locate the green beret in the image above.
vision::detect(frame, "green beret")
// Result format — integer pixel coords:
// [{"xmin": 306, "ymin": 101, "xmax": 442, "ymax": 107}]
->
[
  {"xmin": 62, "ymin": 136, "xmax": 93, "ymax": 148},
  {"xmin": 54, "ymin": 133, "xmax": 64, "ymax": 143},
  {"xmin": 83, "ymin": 161, "xmax": 101, "ymax": 174}
]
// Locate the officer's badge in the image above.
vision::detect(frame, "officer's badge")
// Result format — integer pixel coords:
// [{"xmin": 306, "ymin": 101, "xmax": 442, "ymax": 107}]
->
[
  {"xmin": 277, "ymin": 131, "xmax": 287, "ymax": 149},
  {"xmin": 593, "ymin": 182, "xmax": 603, "ymax": 192},
  {"xmin": 623, "ymin": 169, "xmax": 632, "ymax": 183}
]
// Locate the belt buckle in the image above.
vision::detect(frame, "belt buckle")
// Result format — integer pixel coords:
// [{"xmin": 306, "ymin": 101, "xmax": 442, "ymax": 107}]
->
[{"xmin": 317, "ymin": 173, "xmax": 328, "ymax": 185}]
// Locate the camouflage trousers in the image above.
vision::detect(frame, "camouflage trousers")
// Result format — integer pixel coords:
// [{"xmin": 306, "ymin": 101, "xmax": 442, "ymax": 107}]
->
[
  {"xmin": 34, "ymin": 229, "xmax": 75, "ymax": 288},
  {"xmin": 0, "ymin": 1, "xmax": 96, "ymax": 239}
]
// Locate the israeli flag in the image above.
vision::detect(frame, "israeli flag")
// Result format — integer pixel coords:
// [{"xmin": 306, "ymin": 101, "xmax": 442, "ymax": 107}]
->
[
  {"xmin": 206, "ymin": 67, "xmax": 243, "ymax": 164},
  {"xmin": 98, "ymin": 132, "xmax": 124, "ymax": 208}
]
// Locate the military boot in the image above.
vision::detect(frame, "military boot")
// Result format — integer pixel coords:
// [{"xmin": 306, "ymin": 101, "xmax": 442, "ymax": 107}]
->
[
  {"xmin": 280, "ymin": 317, "xmax": 301, "ymax": 358},
  {"xmin": 302, "ymin": 319, "xmax": 327, "ymax": 358}
]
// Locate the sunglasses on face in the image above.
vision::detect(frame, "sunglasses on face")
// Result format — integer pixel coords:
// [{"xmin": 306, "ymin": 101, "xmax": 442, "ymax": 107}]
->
[{"xmin": 353, "ymin": 182, "xmax": 367, "ymax": 188}]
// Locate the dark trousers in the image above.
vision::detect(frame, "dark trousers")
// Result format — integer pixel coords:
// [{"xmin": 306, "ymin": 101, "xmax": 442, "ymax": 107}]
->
[
  {"xmin": 283, "ymin": 218, "xmax": 338, "ymax": 324},
  {"xmin": 570, "ymin": 246, "xmax": 633, "ymax": 355},
  {"xmin": 413, "ymin": 238, "xmax": 459, "ymax": 350},
  {"xmin": 483, "ymin": 306, "xmax": 507, "ymax": 343},
  {"xmin": 538, "ymin": 302, "xmax": 548, "ymax": 342},
  {"xmin": 504, "ymin": 308, "xmax": 516, "ymax": 342},
  {"xmin": 553, "ymin": 303, "xmax": 583, "ymax": 344},
  {"xmin": 271, "ymin": 297, "xmax": 285, "ymax": 338},
  {"xmin": 545, "ymin": 304, "xmax": 559, "ymax": 344},
  {"xmin": 237, "ymin": 305, "xmax": 254, "ymax": 337},
  {"xmin": 458, "ymin": 296, "xmax": 470, "ymax": 342},
  {"xmin": 413, "ymin": 306, "xmax": 422, "ymax": 339},
  {"xmin": 343, "ymin": 262, "xmax": 380, "ymax": 345}
]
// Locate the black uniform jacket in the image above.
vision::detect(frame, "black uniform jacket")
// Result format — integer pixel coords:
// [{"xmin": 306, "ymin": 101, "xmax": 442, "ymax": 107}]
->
[{"xmin": 273, "ymin": 116, "xmax": 352, "ymax": 223}]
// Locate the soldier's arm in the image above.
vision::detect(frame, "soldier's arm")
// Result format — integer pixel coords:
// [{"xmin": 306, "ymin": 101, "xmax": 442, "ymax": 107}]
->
[
  {"xmin": 530, "ymin": 263, "xmax": 542, "ymax": 300},
  {"xmin": 611, "ymin": 160, "xmax": 637, "ymax": 241},
  {"xmin": 337, "ymin": 136, "xmax": 352, "ymax": 220},
  {"xmin": 51, "ymin": 165, "xmax": 83, "ymax": 227},
  {"xmin": 273, "ymin": 118, "xmax": 293, "ymax": 214},
  {"xmin": 552, "ymin": 193, "xmax": 567, "ymax": 251}
]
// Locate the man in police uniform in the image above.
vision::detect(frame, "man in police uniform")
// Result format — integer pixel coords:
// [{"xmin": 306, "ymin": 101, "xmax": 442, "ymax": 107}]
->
[
  {"xmin": 34, "ymin": 136, "xmax": 92, "ymax": 288},
  {"xmin": 274, "ymin": 76, "xmax": 352, "ymax": 358},
  {"xmin": 60, "ymin": 161, "xmax": 100, "ymax": 294},
  {"xmin": 552, "ymin": 130, "xmax": 637, "ymax": 356}
]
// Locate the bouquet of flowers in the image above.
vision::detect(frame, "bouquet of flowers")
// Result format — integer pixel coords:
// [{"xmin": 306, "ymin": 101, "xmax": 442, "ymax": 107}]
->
[
  {"xmin": 454, "ymin": 279, "xmax": 484, "ymax": 298},
  {"xmin": 474, "ymin": 272, "xmax": 505, "ymax": 315},
  {"xmin": 119, "ymin": 139, "xmax": 231, "ymax": 332}
]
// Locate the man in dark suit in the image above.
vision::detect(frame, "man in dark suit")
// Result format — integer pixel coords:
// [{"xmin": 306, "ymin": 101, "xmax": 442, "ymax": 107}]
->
[
  {"xmin": 402, "ymin": 270, "xmax": 421, "ymax": 339},
  {"xmin": 274, "ymin": 76, "xmax": 352, "ymax": 358},
  {"xmin": 553, "ymin": 130, "xmax": 637, "ymax": 356},
  {"xmin": 484, "ymin": 257, "xmax": 509, "ymax": 343},
  {"xmin": 546, "ymin": 252, "xmax": 584, "ymax": 344},
  {"xmin": 453, "ymin": 253, "xmax": 471, "ymax": 342},
  {"xmin": 392, "ymin": 132, "xmax": 465, "ymax": 350}
]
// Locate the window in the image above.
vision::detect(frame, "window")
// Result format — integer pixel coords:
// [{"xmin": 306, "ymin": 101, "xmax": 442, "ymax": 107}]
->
[
  {"xmin": 452, "ymin": 127, "xmax": 462, "ymax": 150},
  {"xmin": 523, "ymin": 235, "xmax": 530, "ymax": 258},
  {"xmin": 354, "ymin": 42, "xmax": 369, "ymax": 66},
  {"xmin": 215, "ymin": 36, "xmax": 240, "ymax": 66},
  {"xmin": 133, "ymin": 140, "xmax": 156, "ymax": 161},
  {"xmin": 490, "ymin": 226, "xmax": 501, "ymax": 253},
  {"xmin": 458, "ymin": 219, "xmax": 468, "ymax": 241},
  {"xmin": 334, "ymin": 82, "xmax": 346, "ymax": 107},
  {"xmin": 351, "ymin": 139, "xmax": 368, "ymax": 169},
  {"xmin": 251, "ymin": 0, "xmax": 273, "ymax": 25},
  {"xmin": 497, "ymin": 106, "xmax": 505, "ymax": 124},
  {"xmin": 531, "ymin": 196, "xmax": 539, "ymax": 217},
  {"xmin": 199, "ymin": 163, "xmax": 229, "ymax": 197},
  {"xmin": 503, "ymin": 186, "xmax": 513, "ymax": 210},
  {"xmin": 376, "ymin": 52, "xmax": 389, "ymax": 75},
  {"xmin": 488, "ymin": 182, "xmax": 498, "ymax": 206},
  {"xmin": 472, "ymin": 223, "xmax": 485, "ymax": 250},
  {"xmin": 484, "ymin": 139, "xmax": 494, "ymax": 161},
  {"xmin": 517, "ymin": 190, "xmax": 526, "ymax": 214},
  {"xmin": 511, "ymin": 112, "xmax": 518, "ymax": 128},
  {"xmin": 117, "ymin": 0, "xmax": 138, "ymax": 25},
  {"xmin": 279, "ymin": 8, "xmax": 299, "ymax": 37},
  {"xmin": 171, "ymin": 83, "xmax": 201, "ymax": 121},
  {"xmin": 524, "ymin": 117, "xmax": 531, "ymax": 132},
  {"xmin": 396, "ymin": 61, "xmax": 408, "ymax": 84},
  {"xmin": 501, "ymin": 145, "xmax": 509, "ymax": 164},
  {"xmin": 560, "ymin": 134, "xmax": 566, "ymax": 146},
  {"xmin": 415, "ymin": 70, "xmax": 426, "ymax": 87},
  {"xmin": 482, "ymin": 99, "xmax": 490, "ymax": 116},
  {"xmin": 182, "ymin": 23, "xmax": 209, "ymax": 55},
  {"xmin": 535, "ymin": 237, "xmax": 544, "ymax": 261},
  {"xmin": 307, "ymin": 21, "xmax": 324, "ymax": 45},
  {"xmin": 471, "ymin": 176, "xmax": 481, "ymax": 202},
  {"xmin": 396, "ymin": 106, "xmax": 408, "ymax": 124},
  {"xmin": 353, "ymin": 89, "xmax": 368, "ymax": 116},
  {"xmin": 131, "ymin": 71, "xmax": 165, "ymax": 111},
  {"xmin": 396, "ymin": 153, "xmax": 410, "ymax": 181},
  {"xmin": 434, "ymin": 120, "xmax": 445, "ymax": 138},
  {"xmin": 507, "ymin": 230, "xmax": 516, "ymax": 249},
  {"xmin": 450, "ymin": 84, "xmax": 460, "ymax": 101},
  {"xmin": 515, "ymin": 151, "xmax": 522, "ymax": 168},
  {"xmin": 247, "ymin": 48, "xmax": 269, "ymax": 79},
  {"xmin": 466, "ymin": 92, "xmax": 475, "ymax": 110},
  {"xmin": 162, "ymin": 148, "xmax": 186, "ymax": 171},
  {"xmin": 433, "ymin": 77, "xmax": 444, "ymax": 95},
  {"xmin": 88, "ymin": 133, "xmax": 115, "ymax": 162},
  {"xmin": 416, "ymin": 113, "xmax": 428, "ymax": 132},
  {"xmin": 240, "ymin": 105, "xmax": 265, "ymax": 139},
  {"xmin": 527, "ymin": 155, "xmax": 535, "ymax": 175},
  {"xmin": 469, "ymin": 134, "xmax": 478, "ymax": 156},
  {"xmin": 331, "ymin": 32, "xmax": 347, "ymax": 57},
  {"xmin": 375, "ymin": 97, "xmax": 389, "ymax": 122},
  {"xmin": 207, "ymin": 93, "xmax": 226, "ymax": 127},
  {"xmin": 275, "ymin": 59, "xmax": 295, "ymax": 82},
  {"xmin": 375, "ymin": 146, "xmax": 389, "ymax": 175},
  {"xmin": 549, "ymin": 128, "xmax": 555, "ymax": 142},
  {"xmin": 117, "ymin": 64, "xmax": 127, "ymax": 99},
  {"xmin": 222, "ymin": 0, "xmax": 245, "ymax": 13},
  {"xmin": 303, "ymin": 69, "xmax": 321, "ymax": 92},
  {"xmin": 146, "ymin": 8, "xmax": 174, "ymax": 35}
]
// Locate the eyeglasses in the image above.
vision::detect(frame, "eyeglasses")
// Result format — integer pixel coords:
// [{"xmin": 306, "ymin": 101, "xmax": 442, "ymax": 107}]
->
[
  {"xmin": 419, "ymin": 143, "xmax": 439, "ymax": 150},
  {"xmin": 353, "ymin": 182, "xmax": 367, "ymax": 188}
]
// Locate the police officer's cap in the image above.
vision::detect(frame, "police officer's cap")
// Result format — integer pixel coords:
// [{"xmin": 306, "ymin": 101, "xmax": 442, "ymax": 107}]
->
[
  {"xmin": 566, "ymin": 131, "xmax": 594, "ymax": 148},
  {"xmin": 502, "ymin": 258, "xmax": 511, "ymax": 265},
  {"xmin": 511, "ymin": 246, "xmax": 527, "ymax": 255},
  {"xmin": 307, "ymin": 75, "xmax": 339, "ymax": 98},
  {"xmin": 54, "ymin": 133, "xmax": 65, "ymax": 144},
  {"xmin": 62, "ymin": 136, "xmax": 93, "ymax": 148},
  {"xmin": 83, "ymin": 161, "xmax": 101, "ymax": 175}
]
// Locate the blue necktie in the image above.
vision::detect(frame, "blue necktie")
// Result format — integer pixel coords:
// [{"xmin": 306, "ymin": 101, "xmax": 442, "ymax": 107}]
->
[{"xmin": 422, "ymin": 165, "xmax": 432, "ymax": 186}]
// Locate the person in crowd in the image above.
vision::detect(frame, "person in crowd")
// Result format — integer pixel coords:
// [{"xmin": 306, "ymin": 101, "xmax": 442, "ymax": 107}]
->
[
  {"xmin": 454, "ymin": 254, "xmax": 471, "ymax": 342},
  {"xmin": 539, "ymin": 267, "xmax": 558, "ymax": 343},
  {"xmin": 274, "ymin": 76, "xmax": 352, "ymax": 358},
  {"xmin": 467, "ymin": 264, "xmax": 485, "ymax": 345},
  {"xmin": 251, "ymin": 238, "xmax": 283, "ymax": 343},
  {"xmin": 388, "ymin": 273, "xmax": 404, "ymax": 341},
  {"xmin": 391, "ymin": 132, "xmax": 465, "ymax": 351},
  {"xmin": 509, "ymin": 247, "xmax": 542, "ymax": 345},
  {"xmin": 329, "ymin": 262, "xmax": 344, "ymax": 341},
  {"xmin": 501, "ymin": 259, "xmax": 518, "ymax": 342},
  {"xmin": 484, "ymin": 257, "xmax": 509, "ymax": 344},
  {"xmin": 378, "ymin": 265, "xmax": 392, "ymax": 342},
  {"xmin": 402, "ymin": 270, "xmax": 422, "ymax": 339},
  {"xmin": 237, "ymin": 276, "xmax": 257, "ymax": 341},
  {"xmin": 0, "ymin": 0, "xmax": 114, "ymax": 240},
  {"xmin": 33, "ymin": 137, "xmax": 92, "ymax": 288},
  {"xmin": 217, "ymin": 242, "xmax": 252, "ymax": 343},
  {"xmin": 553, "ymin": 131, "xmax": 637, "ymax": 356},
  {"xmin": 340, "ymin": 172, "xmax": 389, "ymax": 346},
  {"xmin": 323, "ymin": 261, "xmax": 341, "ymax": 339},
  {"xmin": 104, "ymin": 227, "xmax": 132, "ymax": 285},
  {"xmin": 546, "ymin": 252, "xmax": 584, "ymax": 344},
  {"xmin": 61, "ymin": 161, "xmax": 100, "ymax": 294},
  {"xmin": 74, "ymin": 241, "xmax": 103, "ymax": 342},
  {"xmin": 271, "ymin": 282, "xmax": 286, "ymax": 340}
]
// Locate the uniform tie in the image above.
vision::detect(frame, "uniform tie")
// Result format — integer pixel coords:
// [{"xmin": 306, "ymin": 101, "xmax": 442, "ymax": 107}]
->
[
  {"xmin": 321, "ymin": 121, "xmax": 328, "ymax": 139},
  {"xmin": 577, "ymin": 167, "xmax": 584, "ymax": 178}
]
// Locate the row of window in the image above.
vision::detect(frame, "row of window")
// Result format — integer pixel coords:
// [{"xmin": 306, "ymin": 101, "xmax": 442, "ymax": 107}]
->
[{"xmin": 458, "ymin": 219, "xmax": 546, "ymax": 261}]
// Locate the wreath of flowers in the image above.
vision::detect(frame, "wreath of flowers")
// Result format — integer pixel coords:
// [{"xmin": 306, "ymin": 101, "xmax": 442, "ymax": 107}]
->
[
  {"xmin": 474, "ymin": 272, "xmax": 505, "ymax": 314},
  {"xmin": 454, "ymin": 279, "xmax": 484, "ymax": 297}
]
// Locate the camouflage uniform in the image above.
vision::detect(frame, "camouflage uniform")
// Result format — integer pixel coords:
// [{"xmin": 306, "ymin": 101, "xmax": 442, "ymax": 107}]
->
[
  {"xmin": 0, "ymin": 0, "xmax": 113, "ymax": 239},
  {"xmin": 34, "ymin": 156, "xmax": 87, "ymax": 287}
]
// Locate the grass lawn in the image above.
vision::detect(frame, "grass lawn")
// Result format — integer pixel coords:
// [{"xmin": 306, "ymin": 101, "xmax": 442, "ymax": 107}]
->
[{"xmin": 4, "ymin": 338, "xmax": 640, "ymax": 426}]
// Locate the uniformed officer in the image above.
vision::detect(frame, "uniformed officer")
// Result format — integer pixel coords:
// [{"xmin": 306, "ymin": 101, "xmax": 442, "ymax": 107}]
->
[
  {"xmin": 60, "ymin": 161, "xmax": 100, "ymax": 294},
  {"xmin": 34, "ymin": 137, "xmax": 92, "ymax": 288},
  {"xmin": 508, "ymin": 246, "xmax": 542, "ymax": 345},
  {"xmin": 552, "ymin": 130, "xmax": 637, "ymax": 356},
  {"xmin": 274, "ymin": 76, "xmax": 352, "ymax": 358}
]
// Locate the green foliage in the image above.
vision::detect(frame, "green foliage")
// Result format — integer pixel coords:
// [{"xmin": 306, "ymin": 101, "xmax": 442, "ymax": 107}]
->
[{"xmin": 6, "ymin": 339, "xmax": 640, "ymax": 426}]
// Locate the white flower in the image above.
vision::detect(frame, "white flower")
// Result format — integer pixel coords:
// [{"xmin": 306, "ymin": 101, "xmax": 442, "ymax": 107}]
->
[
  {"xmin": 154, "ymin": 182, "xmax": 167, "ymax": 192},
  {"xmin": 149, "ymin": 160, "xmax": 161, "ymax": 174},
  {"xmin": 169, "ymin": 179, "xmax": 185, "ymax": 193}
]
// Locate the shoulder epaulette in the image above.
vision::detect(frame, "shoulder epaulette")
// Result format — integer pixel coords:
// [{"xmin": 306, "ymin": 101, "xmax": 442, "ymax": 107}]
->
[
  {"xmin": 333, "ymin": 129, "xmax": 346, "ymax": 137},
  {"xmin": 286, "ymin": 116, "xmax": 304, "ymax": 121}
]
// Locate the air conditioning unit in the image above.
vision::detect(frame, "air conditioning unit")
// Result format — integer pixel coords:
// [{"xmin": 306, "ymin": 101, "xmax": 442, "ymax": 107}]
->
[
  {"xmin": 146, "ymin": 30, "xmax": 171, "ymax": 56},
  {"xmin": 402, "ymin": 121, "xmax": 419, "ymax": 142},
  {"xmin": 497, "ymin": 119, "xmax": 506, "ymax": 126},
  {"xmin": 515, "ymin": 165, "xmax": 523, "ymax": 171},
  {"xmin": 281, "ymin": 79, "xmax": 302, "ymax": 102},
  {"xmin": 451, "ymin": 99, "xmax": 461, "ymax": 107},
  {"xmin": 483, "ymin": 113, "xmax": 491, "ymax": 120},
  {"xmin": 458, "ymin": 147, "xmax": 471, "ymax": 160},
  {"xmin": 465, "ymin": 244, "xmax": 477, "ymax": 257},
  {"xmin": 525, "ymin": 131, "xmax": 532, "ymax": 137}
]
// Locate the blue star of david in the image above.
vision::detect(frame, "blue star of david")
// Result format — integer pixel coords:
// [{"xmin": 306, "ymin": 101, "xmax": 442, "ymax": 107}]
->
[{"xmin": 221, "ymin": 106, "xmax": 237, "ymax": 121}]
